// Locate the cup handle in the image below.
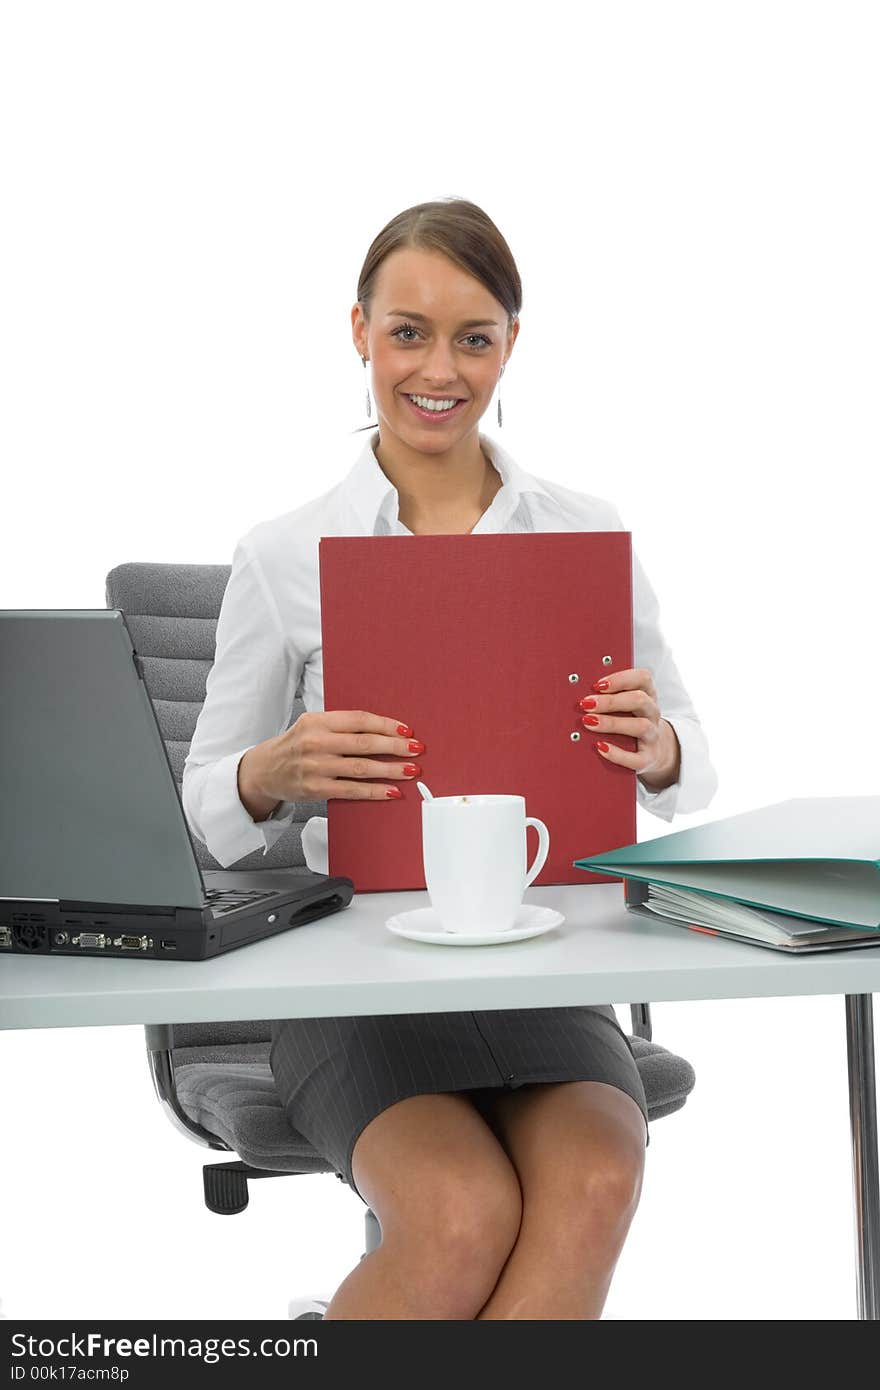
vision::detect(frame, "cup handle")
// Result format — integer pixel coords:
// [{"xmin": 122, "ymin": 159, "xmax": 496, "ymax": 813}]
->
[{"xmin": 524, "ymin": 817, "xmax": 550, "ymax": 888}]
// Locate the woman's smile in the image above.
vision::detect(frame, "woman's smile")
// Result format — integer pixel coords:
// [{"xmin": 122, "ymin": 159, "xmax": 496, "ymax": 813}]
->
[{"xmin": 400, "ymin": 391, "xmax": 469, "ymax": 423}]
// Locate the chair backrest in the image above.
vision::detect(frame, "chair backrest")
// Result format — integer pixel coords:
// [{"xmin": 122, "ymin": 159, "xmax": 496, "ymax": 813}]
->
[{"xmin": 105, "ymin": 561, "xmax": 327, "ymax": 873}]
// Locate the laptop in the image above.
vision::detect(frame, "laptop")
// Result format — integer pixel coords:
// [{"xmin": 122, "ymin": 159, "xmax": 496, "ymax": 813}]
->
[{"xmin": 0, "ymin": 610, "xmax": 354, "ymax": 960}]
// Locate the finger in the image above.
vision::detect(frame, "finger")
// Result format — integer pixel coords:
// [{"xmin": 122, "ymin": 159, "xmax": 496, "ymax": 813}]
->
[
  {"xmin": 591, "ymin": 668, "xmax": 657, "ymax": 700},
  {"xmin": 582, "ymin": 690, "xmax": 660, "ymax": 718},
  {"xmin": 594, "ymin": 740, "xmax": 651, "ymax": 770},
  {"xmin": 321, "ymin": 754, "xmax": 422, "ymax": 782},
  {"xmin": 581, "ymin": 714, "xmax": 657, "ymax": 737},
  {"xmin": 321, "ymin": 728, "xmax": 424, "ymax": 759},
  {"xmin": 319, "ymin": 778, "xmax": 410, "ymax": 800},
  {"xmin": 322, "ymin": 709, "xmax": 416, "ymax": 738}
]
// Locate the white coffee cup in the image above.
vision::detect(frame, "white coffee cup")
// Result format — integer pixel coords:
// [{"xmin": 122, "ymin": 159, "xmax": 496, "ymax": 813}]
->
[{"xmin": 421, "ymin": 794, "xmax": 551, "ymax": 934}]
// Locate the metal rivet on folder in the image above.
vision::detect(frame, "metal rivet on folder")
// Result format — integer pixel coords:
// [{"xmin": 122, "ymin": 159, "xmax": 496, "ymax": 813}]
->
[
  {"xmin": 570, "ymin": 731, "xmax": 581, "ymax": 741},
  {"xmin": 267, "ymin": 914, "xmax": 277, "ymax": 923},
  {"xmin": 568, "ymin": 673, "xmax": 579, "ymax": 683},
  {"xmin": 602, "ymin": 655, "xmax": 613, "ymax": 666}
]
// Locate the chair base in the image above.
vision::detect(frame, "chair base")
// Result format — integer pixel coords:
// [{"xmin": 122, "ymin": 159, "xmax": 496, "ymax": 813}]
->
[{"xmin": 364, "ymin": 1206, "xmax": 382, "ymax": 1254}]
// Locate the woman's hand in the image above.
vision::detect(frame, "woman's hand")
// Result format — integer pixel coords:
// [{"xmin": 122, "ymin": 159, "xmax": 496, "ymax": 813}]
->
[
  {"xmin": 251, "ymin": 709, "xmax": 425, "ymax": 803},
  {"xmin": 578, "ymin": 667, "xmax": 681, "ymax": 791}
]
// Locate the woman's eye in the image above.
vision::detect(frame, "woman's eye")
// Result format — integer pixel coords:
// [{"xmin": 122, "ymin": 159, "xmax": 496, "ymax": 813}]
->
[{"xmin": 391, "ymin": 324, "xmax": 492, "ymax": 349}]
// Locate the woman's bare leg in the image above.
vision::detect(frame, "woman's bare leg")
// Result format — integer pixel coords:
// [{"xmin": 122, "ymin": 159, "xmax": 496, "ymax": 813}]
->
[
  {"xmin": 474, "ymin": 1080, "xmax": 647, "ymax": 1320},
  {"xmin": 323, "ymin": 1092, "xmax": 523, "ymax": 1320}
]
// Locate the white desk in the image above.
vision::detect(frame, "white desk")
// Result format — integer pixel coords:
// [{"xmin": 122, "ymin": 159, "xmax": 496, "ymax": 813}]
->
[{"xmin": 2, "ymin": 880, "xmax": 878, "ymax": 1318}]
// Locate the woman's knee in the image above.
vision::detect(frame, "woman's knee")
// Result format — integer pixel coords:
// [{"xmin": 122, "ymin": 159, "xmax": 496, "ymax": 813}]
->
[
  {"xmin": 532, "ymin": 1138, "xmax": 645, "ymax": 1258},
  {"xmin": 380, "ymin": 1164, "xmax": 522, "ymax": 1316},
  {"xmin": 418, "ymin": 1160, "xmax": 523, "ymax": 1262},
  {"xmin": 580, "ymin": 1141, "xmax": 645, "ymax": 1219},
  {"xmin": 352, "ymin": 1094, "xmax": 523, "ymax": 1277}
]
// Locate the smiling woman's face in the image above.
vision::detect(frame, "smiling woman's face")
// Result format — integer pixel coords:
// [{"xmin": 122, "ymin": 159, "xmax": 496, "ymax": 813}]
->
[{"xmin": 352, "ymin": 245, "xmax": 518, "ymax": 454}]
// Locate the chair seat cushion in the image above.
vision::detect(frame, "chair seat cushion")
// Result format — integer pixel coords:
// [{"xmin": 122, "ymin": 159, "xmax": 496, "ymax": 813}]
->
[
  {"xmin": 174, "ymin": 1045, "xmax": 335, "ymax": 1175},
  {"xmin": 173, "ymin": 1035, "xmax": 694, "ymax": 1173},
  {"xmin": 630, "ymin": 1035, "xmax": 696, "ymax": 1120}
]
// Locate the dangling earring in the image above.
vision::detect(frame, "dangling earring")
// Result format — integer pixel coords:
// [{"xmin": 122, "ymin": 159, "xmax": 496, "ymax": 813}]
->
[
  {"xmin": 497, "ymin": 363, "xmax": 505, "ymax": 428},
  {"xmin": 362, "ymin": 354, "xmax": 371, "ymax": 419}
]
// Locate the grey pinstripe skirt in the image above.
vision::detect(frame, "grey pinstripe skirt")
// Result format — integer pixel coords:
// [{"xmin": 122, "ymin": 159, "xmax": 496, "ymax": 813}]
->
[{"xmin": 269, "ymin": 1006, "xmax": 650, "ymax": 1201}]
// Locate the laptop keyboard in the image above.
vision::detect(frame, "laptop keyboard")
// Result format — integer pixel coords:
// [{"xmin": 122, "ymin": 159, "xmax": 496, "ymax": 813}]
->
[{"xmin": 202, "ymin": 886, "xmax": 282, "ymax": 917}]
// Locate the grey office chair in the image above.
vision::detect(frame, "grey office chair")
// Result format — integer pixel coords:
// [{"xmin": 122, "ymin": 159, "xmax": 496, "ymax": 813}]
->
[{"xmin": 106, "ymin": 561, "xmax": 696, "ymax": 1302}]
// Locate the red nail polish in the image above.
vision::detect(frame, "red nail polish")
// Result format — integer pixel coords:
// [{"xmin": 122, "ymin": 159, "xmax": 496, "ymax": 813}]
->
[
  {"xmin": 579, "ymin": 697, "xmax": 597, "ymax": 710},
  {"xmin": 596, "ymin": 741, "xmax": 610, "ymax": 752},
  {"xmin": 582, "ymin": 714, "xmax": 600, "ymax": 726},
  {"xmin": 403, "ymin": 763, "xmax": 421, "ymax": 777},
  {"xmin": 408, "ymin": 739, "xmax": 425, "ymax": 753},
  {"xmin": 396, "ymin": 724, "xmax": 412, "ymax": 736},
  {"xmin": 386, "ymin": 786, "xmax": 403, "ymax": 798},
  {"xmin": 593, "ymin": 679, "xmax": 610, "ymax": 692}
]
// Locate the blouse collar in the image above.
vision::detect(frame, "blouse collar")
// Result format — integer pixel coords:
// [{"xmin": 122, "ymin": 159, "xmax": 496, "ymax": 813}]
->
[{"xmin": 343, "ymin": 427, "xmax": 555, "ymax": 535}]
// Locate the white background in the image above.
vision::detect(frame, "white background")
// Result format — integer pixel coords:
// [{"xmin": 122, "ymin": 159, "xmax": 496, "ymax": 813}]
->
[{"xmin": 1, "ymin": 0, "xmax": 878, "ymax": 1321}]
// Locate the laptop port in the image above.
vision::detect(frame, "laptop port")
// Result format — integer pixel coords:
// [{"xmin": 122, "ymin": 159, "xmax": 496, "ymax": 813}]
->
[
  {"xmin": 13, "ymin": 922, "xmax": 49, "ymax": 951},
  {"xmin": 76, "ymin": 932, "xmax": 106, "ymax": 949},
  {"xmin": 160, "ymin": 939, "xmax": 177, "ymax": 950},
  {"xmin": 0, "ymin": 927, "xmax": 11, "ymax": 949},
  {"xmin": 114, "ymin": 934, "xmax": 150, "ymax": 950}
]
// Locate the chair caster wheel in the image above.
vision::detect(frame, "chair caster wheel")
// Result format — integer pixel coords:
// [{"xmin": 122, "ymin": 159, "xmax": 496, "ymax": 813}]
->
[{"xmin": 288, "ymin": 1296, "xmax": 329, "ymax": 1320}]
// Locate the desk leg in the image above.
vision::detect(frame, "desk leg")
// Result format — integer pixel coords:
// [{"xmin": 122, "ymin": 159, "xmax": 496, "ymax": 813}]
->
[{"xmin": 845, "ymin": 994, "xmax": 879, "ymax": 1319}]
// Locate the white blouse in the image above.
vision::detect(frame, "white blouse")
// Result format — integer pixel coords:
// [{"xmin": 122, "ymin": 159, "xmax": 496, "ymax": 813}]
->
[{"xmin": 182, "ymin": 429, "xmax": 719, "ymax": 871}]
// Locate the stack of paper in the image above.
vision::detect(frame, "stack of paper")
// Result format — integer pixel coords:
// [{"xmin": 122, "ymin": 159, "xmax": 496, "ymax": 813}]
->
[{"xmin": 642, "ymin": 882, "xmax": 880, "ymax": 952}]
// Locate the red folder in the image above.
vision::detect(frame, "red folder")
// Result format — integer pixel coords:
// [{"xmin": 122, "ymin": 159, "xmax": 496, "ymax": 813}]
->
[{"xmin": 319, "ymin": 532, "xmax": 637, "ymax": 892}]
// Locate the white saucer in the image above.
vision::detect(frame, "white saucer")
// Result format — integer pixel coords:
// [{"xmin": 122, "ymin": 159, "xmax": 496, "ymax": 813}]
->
[{"xmin": 385, "ymin": 903, "xmax": 564, "ymax": 946}]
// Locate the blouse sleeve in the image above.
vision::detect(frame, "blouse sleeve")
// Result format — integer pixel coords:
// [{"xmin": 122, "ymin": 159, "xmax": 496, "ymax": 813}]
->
[
  {"xmin": 618, "ymin": 513, "xmax": 719, "ymax": 821},
  {"xmin": 181, "ymin": 534, "xmax": 304, "ymax": 867}
]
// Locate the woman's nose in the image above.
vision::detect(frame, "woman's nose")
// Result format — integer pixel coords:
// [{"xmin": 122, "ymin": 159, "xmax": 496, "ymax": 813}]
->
[{"xmin": 422, "ymin": 348, "xmax": 458, "ymax": 381}]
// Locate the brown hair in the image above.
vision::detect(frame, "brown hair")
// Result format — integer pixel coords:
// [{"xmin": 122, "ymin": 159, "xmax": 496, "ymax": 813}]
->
[{"xmin": 352, "ymin": 197, "xmax": 522, "ymax": 431}]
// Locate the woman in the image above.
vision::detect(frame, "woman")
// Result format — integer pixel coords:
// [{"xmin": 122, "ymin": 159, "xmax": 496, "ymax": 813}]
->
[{"xmin": 182, "ymin": 198, "xmax": 718, "ymax": 1319}]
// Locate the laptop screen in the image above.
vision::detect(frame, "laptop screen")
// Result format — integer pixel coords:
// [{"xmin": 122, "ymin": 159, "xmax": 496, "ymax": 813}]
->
[{"xmin": 0, "ymin": 611, "xmax": 206, "ymax": 908}]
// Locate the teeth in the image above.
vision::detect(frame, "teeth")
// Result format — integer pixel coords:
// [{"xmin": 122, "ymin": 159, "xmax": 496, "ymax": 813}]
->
[{"xmin": 408, "ymin": 394, "xmax": 459, "ymax": 412}]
